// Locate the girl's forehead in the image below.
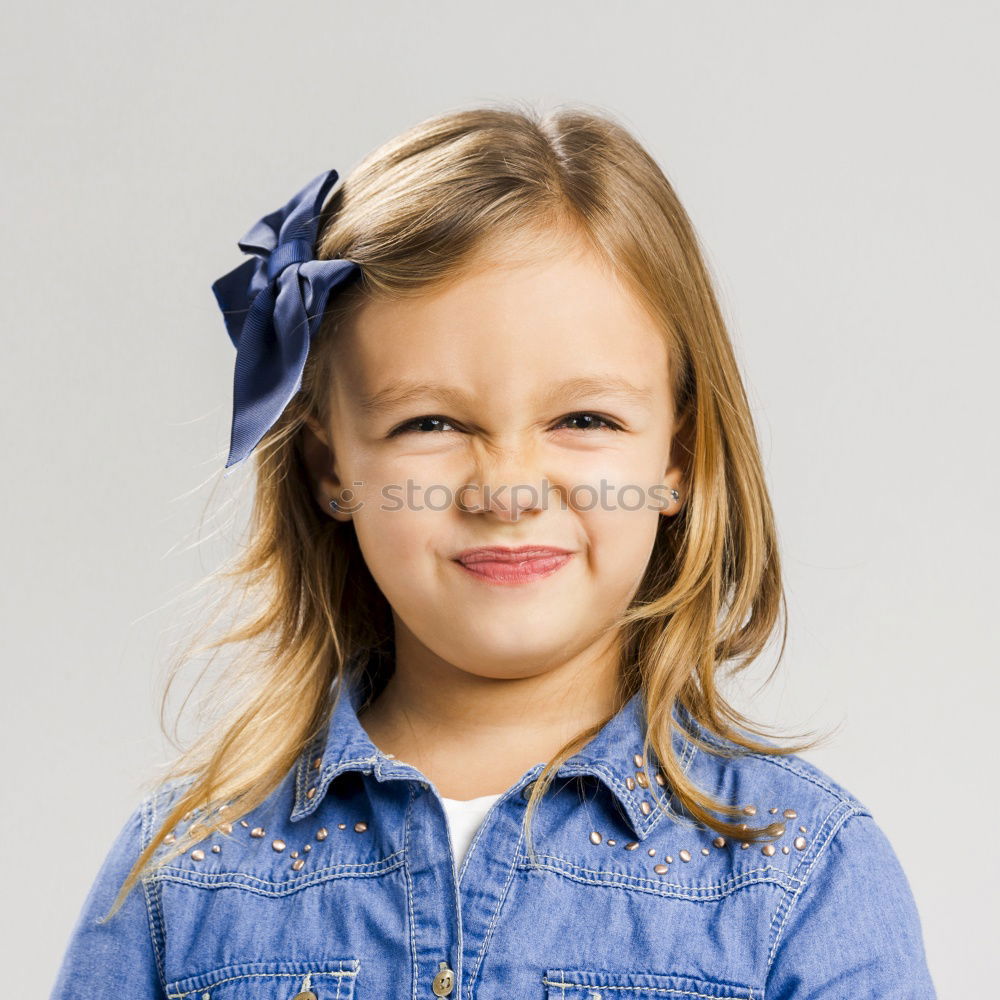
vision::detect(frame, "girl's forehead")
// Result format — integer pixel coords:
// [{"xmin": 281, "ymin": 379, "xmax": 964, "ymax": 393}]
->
[
  {"xmin": 346, "ymin": 249, "xmax": 662, "ymax": 357},
  {"xmin": 318, "ymin": 228, "xmax": 672, "ymax": 416}
]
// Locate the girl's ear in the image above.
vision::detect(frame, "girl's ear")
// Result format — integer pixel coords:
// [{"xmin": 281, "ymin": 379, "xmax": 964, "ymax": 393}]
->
[
  {"xmin": 301, "ymin": 414, "xmax": 353, "ymax": 522},
  {"xmin": 660, "ymin": 407, "xmax": 693, "ymax": 517}
]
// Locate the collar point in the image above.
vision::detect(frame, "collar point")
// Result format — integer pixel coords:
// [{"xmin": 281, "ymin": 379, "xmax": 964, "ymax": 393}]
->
[{"xmin": 289, "ymin": 796, "xmax": 321, "ymax": 823}]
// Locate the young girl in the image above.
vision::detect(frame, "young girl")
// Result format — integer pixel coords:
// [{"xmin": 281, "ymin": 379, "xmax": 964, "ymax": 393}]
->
[{"xmin": 50, "ymin": 104, "xmax": 936, "ymax": 999}]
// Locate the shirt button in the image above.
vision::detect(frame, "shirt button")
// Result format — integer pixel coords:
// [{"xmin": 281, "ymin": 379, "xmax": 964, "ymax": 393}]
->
[
  {"xmin": 521, "ymin": 779, "xmax": 537, "ymax": 800},
  {"xmin": 292, "ymin": 993, "xmax": 317, "ymax": 1000},
  {"xmin": 432, "ymin": 961, "xmax": 455, "ymax": 996}
]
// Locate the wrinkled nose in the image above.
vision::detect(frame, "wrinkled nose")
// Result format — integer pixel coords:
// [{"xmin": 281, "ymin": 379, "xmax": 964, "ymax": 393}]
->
[{"xmin": 465, "ymin": 443, "xmax": 548, "ymax": 521}]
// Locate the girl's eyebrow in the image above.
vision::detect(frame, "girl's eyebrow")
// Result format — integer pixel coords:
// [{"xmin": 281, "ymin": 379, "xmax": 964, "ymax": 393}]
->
[{"xmin": 359, "ymin": 375, "xmax": 654, "ymax": 416}]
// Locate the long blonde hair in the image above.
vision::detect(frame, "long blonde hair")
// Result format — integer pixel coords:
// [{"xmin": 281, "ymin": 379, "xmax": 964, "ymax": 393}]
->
[{"xmin": 107, "ymin": 99, "xmax": 832, "ymax": 918}]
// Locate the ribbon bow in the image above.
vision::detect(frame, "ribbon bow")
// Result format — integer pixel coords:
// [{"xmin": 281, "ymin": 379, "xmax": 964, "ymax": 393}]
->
[{"xmin": 211, "ymin": 168, "xmax": 361, "ymax": 469}]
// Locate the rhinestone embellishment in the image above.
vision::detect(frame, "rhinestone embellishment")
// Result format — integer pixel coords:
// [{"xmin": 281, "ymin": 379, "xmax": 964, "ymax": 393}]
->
[
  {"xmin": 585, "ymin": 796, "xmax": 810, "ymax": 876},
  {"xmin": 170, "ymin": 797, "xmax": 371, "ymax": 877}
]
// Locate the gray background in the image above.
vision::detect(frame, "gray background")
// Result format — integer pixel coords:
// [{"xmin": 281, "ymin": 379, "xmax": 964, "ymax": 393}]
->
[{"xmin": 2, "ymin": 1, "xmax": 995, "ymax": 992}]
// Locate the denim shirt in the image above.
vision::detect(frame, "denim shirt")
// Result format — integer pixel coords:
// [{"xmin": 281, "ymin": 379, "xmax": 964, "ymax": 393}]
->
[{"xmin": 51, "ymin": 674, "xmax": 936, "ymax": 999}]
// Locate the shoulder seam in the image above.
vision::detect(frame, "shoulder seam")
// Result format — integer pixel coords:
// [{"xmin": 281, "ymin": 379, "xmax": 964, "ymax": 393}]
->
[
  {"xmin": 748, "ymin": 752, "xmax": 849, "ymax": 803},
  {"xmin": 732, "ymin": 749, "xmax": 870, "ymax": 813},
  {"xmin": 765, "ymin": 802, "xmax": 866, "ymax": 979}
]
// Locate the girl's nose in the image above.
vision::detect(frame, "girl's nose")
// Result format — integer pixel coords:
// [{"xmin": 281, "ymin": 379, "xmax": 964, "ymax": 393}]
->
[{"xmin": 464, "ymin": 443, "xmax": 548, "ymax": 522}]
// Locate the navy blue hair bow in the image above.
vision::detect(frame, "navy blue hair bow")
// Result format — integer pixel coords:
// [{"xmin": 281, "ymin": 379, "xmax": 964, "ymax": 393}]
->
[{"xmin": 211, "ymin": 168, "xmax": 361, "ymax": 469}]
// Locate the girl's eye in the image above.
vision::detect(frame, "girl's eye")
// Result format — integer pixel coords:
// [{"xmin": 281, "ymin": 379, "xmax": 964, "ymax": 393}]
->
[
  {"xmin": 387, "ymin": 411, "xmax": 624, "ymax": 437},
  {"xmin": 387, "ymin": 415, "xmax": 456, "ymax": 437},
  {"xmin": 556, "ymin": 412, "xmax": 624, "ymax": 432}
]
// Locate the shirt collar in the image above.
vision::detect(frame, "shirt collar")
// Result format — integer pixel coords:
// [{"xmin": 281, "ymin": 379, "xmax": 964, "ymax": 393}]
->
[{"xmin": 290, "ymin": 667, "xmax": 700, "ymax": 841}]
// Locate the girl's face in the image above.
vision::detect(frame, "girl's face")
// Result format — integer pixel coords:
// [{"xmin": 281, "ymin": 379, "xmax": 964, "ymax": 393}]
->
[{"xmin": 304, "ymin": 232, "xmax": 684, "ymax": 683}]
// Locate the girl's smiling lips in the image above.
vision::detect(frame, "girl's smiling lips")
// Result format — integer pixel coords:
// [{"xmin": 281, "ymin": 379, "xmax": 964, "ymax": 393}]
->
[{"xmin": 451, "ymin": 545, "xmax": 575, "ymax": 585}]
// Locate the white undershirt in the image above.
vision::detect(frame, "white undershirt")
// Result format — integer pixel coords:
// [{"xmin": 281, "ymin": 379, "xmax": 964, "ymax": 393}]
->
[{"xmin": 440, "ymin": 792, "xmax": 503, "ymax": 870}]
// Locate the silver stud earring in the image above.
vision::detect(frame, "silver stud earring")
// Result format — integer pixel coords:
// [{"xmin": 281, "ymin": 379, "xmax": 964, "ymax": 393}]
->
[
  {"xmin": 328, "ymin": 497, "xmax": 339, "ymax": 511},
  {"xmin": 660, "ymin": 488, "xmax": 682, "ymax": 515}
]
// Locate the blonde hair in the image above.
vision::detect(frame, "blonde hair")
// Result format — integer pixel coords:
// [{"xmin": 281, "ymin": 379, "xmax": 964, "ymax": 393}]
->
[{"xmin": 107, "ymin": 99, "xmax": 833, "ymax": 919}]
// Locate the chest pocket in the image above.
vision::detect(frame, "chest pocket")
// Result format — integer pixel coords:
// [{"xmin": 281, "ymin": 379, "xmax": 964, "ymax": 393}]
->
[
  {"xmin": 543, "ymin": 968, "xmax": 757, "ymax": 1000},
  {"xmin": 164, "ymin": 959, "xmax": 359, "ymax": 1000}
]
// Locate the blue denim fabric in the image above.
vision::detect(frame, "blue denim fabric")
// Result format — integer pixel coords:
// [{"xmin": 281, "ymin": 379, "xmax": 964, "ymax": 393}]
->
[{"xmin": 50, "ymin": 672, "xmax": 936, "ymax": 998}]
